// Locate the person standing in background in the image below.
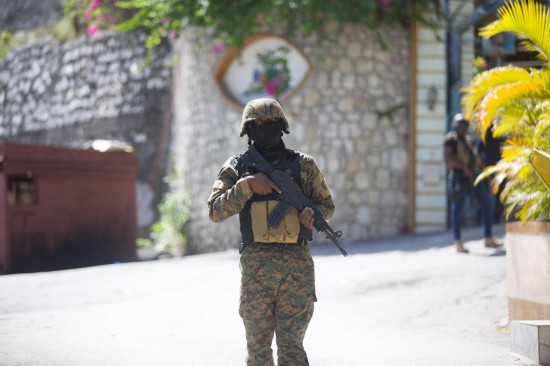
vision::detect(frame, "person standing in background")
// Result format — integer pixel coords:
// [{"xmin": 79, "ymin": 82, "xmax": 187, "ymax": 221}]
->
[
  {"xmin": 443, "ymin": 113, "xmax": 501, "ymax": 253},
  {"xmin": 476, "ymin": 125, "xmax": 505, "ymax": 223}
]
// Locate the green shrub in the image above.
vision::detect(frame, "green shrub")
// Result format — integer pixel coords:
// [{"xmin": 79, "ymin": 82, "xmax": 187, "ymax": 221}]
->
[
  {"xmin": 149, "ymin": 188, "xmax": 190, "ymax": 256},
  {"xmin": 0, "ymin": 31, "xmax": 12, "ymax": 59}
]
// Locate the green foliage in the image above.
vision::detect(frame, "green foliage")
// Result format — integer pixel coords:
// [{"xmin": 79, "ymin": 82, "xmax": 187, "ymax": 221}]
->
[
  {"xmin": 0, "ymin": 0, "xmax": 92, "ymax": 53},
  {"xmin": 52, "ymin": 17, "xmax": 78, "ymax": 42},
  {"xmin": 464, "ymin": 0, "xmax": 550, "ymax": 222},
  {"xmin": 63, "ymin": 0, "xmax": 92, "ymax": 34},
  {"xmin": 0, "ymin": 31, "xmax": 12, "ymax": 59},
  {"xmin": 0, "ymin": 30, "xmax": 56, "ymax": 58},
  {"xmin": 473, "ymin": 56, "xmax": 487, "ymax": 77},
  {"xmin": 136, "ymin": 237, "xmax": 154, "ymax": 248},
  {"xmin": 148, "ymin": 188, "xmax": 190, "ymax": 256},
  {"xmin": 81, "ymin": 0, "xmax": 439, "ymax": 57}
]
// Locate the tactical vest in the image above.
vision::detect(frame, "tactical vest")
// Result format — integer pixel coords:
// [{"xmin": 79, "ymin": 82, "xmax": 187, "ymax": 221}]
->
[
  {"xmin": 236, "ymin": 149, "xmax": 312, "ymax": 245},
  {"xmin": 444, "ymin": 132, "xmax": 475, "ymax": 171}
]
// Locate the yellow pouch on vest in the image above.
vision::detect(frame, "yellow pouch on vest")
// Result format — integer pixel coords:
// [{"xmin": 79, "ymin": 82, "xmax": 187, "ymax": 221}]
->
[{"xmin": 250, "ymin": 200, "xmax": 301, "ymax": 243}]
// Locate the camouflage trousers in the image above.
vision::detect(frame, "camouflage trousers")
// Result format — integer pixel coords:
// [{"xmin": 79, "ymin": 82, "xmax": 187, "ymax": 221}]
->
[{"xmin": 239, "ymin": 243, "xmax": 316, "ymax": 366}]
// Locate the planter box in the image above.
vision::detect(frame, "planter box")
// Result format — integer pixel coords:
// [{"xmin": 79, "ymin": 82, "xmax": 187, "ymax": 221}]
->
[{"xmin": 506, "ymin": 221, "xmax": 550, "ymax": 320}]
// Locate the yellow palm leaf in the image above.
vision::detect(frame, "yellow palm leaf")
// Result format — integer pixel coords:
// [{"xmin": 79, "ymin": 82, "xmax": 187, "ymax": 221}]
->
[
  {"xmin": 534, "ymin": 118, "xmax": 550, "ymax": 146},
  {"xmin": 475, "ymin": 74, "xmax": 549, "ymax": 137},
  {"xmin": 501, "ymin": 142, "xmax": 529, "ymax": 161},
  {"xmin": 462, "ymin": 66, "xmax": 532, "ymax": 119},
  {"xmin": 490, "ymin": 171, "xmax": 509, "ymax": 193},
  {"xmin": 493, "ymin": 107, "xmax": 528, "ymax": 137},
  {"xmin": 517, "ymin": 163, "xmax": 533, "ymax": 182},
  {"xmin": 480, "ymin": 0, "xmax": 550, "ymax": 63}
]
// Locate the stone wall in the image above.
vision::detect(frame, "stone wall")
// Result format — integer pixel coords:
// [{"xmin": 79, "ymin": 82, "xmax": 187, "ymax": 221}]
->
[
  {"xmin": 174, "ymin": 24, "xmax": 410, "ymax": 253},
  {"xmin": 0, "ymin": 0, "xmax": 63, "ymax": 31},
  {"xmin": 0, "ymin": 32, "xmax": 173, "ymax": 234}
]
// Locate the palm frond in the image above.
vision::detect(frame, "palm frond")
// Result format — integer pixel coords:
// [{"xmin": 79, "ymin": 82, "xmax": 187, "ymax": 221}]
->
[
  {"xmin": 517, "ymin": 163, "xmax": 533, "ymax": 181},
  {"xmin": 501, "ymin": 143, "xmax": 526, "ymax": 160},
  {"xmin": 492, "ymin": 102, "xmax": 529, "ymax": 137},
  {"xmin": 474, "ymin": 73, "xmax": 550, "ymax": 137},
  {"xmin": 462, "ymin": 66, "xmax": 532, "ymax": 119},
  {"xmin": 490, "ymin": 171, "xmax": 509, "ymax": 192},
  {"xmin": 475, "ymin": 164, "xmax": 501, "ymax": 185},
  {"xmin": 480, "ymin": 0, "xmax": 550, "ymax": 63},
  {"xmin": 534, "ymin": 118, "xmax": 550, "ymax": 147},
  {"xmin": 519, "ymin": 40, "xmax": 550, "ymax": 63}
]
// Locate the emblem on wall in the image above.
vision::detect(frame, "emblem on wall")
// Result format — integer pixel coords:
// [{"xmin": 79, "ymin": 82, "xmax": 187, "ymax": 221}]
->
[{"xmin": 214, "ymin": 35, "xmax": 312, "ymax": 110}]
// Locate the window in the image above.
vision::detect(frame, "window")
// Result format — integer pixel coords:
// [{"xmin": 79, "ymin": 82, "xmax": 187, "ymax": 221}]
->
[{"xmin": 7, "ymin": 175, "xmax": 37, "ymax": 205}]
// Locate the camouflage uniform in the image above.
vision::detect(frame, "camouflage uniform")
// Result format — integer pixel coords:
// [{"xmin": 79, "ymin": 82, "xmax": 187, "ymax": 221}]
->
[{"xmin": 208, "ymin": 99, "xmax": 335, "ymax": 365}]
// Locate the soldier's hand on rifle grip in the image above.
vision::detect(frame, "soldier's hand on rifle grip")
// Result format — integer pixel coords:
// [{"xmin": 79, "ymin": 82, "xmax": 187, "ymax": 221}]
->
[
  {"xmin": 299, "ymin": 207, "xmax": 315, "ymax": 230},
  {"xmin": 246, "ymin": 173, "xmax": 282, "ymax": 195}
]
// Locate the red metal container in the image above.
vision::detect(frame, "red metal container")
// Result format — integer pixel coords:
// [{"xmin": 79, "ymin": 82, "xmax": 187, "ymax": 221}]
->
[{"xmin": 0, "ymin": 142, "xmax": 137, "ymax": 274}]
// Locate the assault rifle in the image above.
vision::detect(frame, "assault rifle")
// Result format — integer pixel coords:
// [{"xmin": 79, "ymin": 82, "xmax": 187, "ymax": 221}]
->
[{"xmin": 241, "ymin": 146, "xmax": 348, "ymax": 257}]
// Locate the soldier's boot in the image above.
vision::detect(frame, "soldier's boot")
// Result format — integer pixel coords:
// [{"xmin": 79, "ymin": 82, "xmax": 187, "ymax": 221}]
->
[
  {"xmin": 454, "ymin": 240, "xmax": 469, "ymax": 254},
  {"xmin": 484, "ymin": 237, "xmax": 503, "ymax": 248}
]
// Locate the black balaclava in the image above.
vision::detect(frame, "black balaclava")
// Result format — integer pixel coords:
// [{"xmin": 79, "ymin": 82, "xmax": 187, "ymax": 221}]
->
[
  {"xmin": 247, "ymin": 119, "xmax": 285, "ymax": 163},
  {"xmin": 247, "ymin": 119, "xmax": 283, "ymax": 148}
]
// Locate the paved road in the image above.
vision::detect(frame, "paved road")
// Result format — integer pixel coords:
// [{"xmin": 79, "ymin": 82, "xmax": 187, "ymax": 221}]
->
[{"xmin": 0, "ymin": 224, "xmax": 537, "ymax": 365}]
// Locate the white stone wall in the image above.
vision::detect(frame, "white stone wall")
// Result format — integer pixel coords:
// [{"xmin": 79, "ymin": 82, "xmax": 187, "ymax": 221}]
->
[
  {"xmin": 0, "ymin": 0, "xmax": 63, "ymax": 31},
  {"xmin": 0, "ymin": 33, "xmax": 171, "ymax": 137},
  {"xmin": 174, "ymin": 24, "xmax": 410, "ymax": 253}
]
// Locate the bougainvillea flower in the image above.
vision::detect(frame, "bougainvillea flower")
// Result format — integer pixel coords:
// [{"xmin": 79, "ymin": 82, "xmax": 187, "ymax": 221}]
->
[
  {"xmin": 86, "ymin": 24, "xmax": 100, "ymax": 35},
  {"xmin": 212, "ymin": 43, "xmax": 227, "ymax": 54},
  {"xmin": 90, "ymin": 0, "xmax": 101, "ymax": 9},
  {"xmin": 265, "ymin": 78, "xmax": 282, "ymax": 96}
]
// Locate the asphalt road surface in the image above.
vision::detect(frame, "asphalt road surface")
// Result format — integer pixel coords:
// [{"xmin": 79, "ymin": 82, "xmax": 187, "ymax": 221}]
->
[{"xmin": 0, "ymin": 224, "xmax": 538, "ymax": 365}]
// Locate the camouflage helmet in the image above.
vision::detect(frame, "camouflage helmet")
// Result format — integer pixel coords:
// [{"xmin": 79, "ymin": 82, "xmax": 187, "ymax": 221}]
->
[
  {"xmin": 451, "ymin": 113, "xmax": 469, "ymax": 130},
  {"xmin": 240, "ymin": 98, "xmax": 290, "ymax": 137}
]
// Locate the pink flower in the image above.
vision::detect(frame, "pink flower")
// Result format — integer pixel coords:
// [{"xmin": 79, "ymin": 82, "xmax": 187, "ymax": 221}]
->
[
  {"xmin": 169, "ymin": 31, "xmax": 177, "ymax": 40},
  {"xmin": 212, "ymin": 43, "xmax": 227, "ymax": 54},
  {"xmin": 378, "ymin": 0, "xmax": 391, "ymax": 6},
  {"xmin": 265, "ymin": 78, "xmax": 282, "ymax": 96},
  {"xmin": 90, "ymin": 0, "xmax": 101, "ymax": 9},
  {"xmin": 86, "ymin": 24, "xmax": 100, "ymax": 35}
]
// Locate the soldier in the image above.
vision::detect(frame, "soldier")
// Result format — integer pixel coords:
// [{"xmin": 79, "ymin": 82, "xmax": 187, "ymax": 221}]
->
[
  {"xmin": 207, "ymin": 98, "xmax": 335, "ymax": 365},
  {"xmin": 443, "ymin": 113, "xmax": 501, "ymax": 253}
]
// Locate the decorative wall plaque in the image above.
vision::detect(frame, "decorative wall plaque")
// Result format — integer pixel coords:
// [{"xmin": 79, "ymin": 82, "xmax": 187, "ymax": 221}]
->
[{"xmin": 214, "ymin": 35, "xmax": 313, "ymax": 110}]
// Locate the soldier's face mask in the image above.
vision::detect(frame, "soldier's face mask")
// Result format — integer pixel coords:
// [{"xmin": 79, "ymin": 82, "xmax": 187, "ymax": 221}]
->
[{"xmin": 248, "ymin": 119, "xmax": 283, "ymax": 148}]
